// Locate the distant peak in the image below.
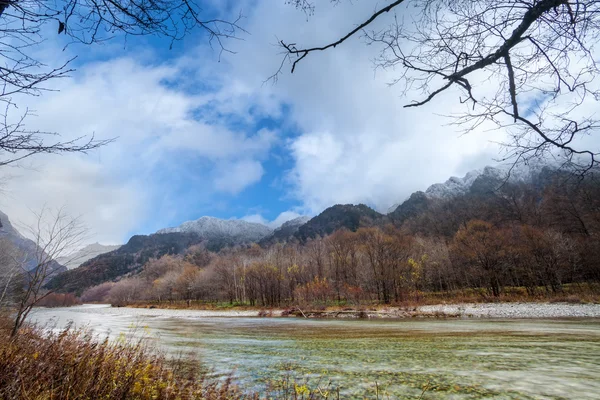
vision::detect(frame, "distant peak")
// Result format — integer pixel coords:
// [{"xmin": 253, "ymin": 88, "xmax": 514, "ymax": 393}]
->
[
  {"xmin": 423, "ymin": 163, "xmax": 558, "ymax": 199},
  {"xmin": 156, "ymin": 215, "xmax": 272, "ymax": 243},
  {"xmin": 277, "ymin": 216, "xmax": 310, "ymax": 230}
]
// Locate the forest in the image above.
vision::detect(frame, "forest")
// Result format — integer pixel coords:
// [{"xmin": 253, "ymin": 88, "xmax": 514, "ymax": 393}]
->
[{"xmin": 80, "ymin": 171, "xmax": 600, "ymax": 308}]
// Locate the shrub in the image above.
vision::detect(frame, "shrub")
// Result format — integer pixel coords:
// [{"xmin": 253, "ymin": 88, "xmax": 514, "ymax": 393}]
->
[{"xmin": 0, "ymin": 318, "xmax": 249, "ymax": 400}]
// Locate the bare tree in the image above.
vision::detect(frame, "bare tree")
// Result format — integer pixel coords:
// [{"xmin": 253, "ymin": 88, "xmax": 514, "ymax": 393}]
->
[
  {"xmin": 0, "ymin": 238, "xmax": 23, "ymax": 307},
  {"xmin": 277, "ymin": 0, "xmax": 600, "ymax": 175},
  {"xmin": 0, "ymin": 0, "xmax": 244, "ymax": 166},
  {"xmin": 10, "ymin": 207, "xmax": 88, "ymax": 337}
]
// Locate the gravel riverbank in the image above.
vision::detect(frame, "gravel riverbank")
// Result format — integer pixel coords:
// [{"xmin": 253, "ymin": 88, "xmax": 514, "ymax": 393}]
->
[
  {"xmin": 71, "ymin": 302, "xmax": 600, "ymax": 319},
  {"xmin": 416, "ymin": 302, "xmax": 600, "ymax": 319}
]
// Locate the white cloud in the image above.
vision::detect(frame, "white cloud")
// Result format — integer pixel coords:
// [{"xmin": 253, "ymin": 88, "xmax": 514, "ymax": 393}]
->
[
  {"xmin": 240, "ymin": 214, "xmax": 268, "ymax": 225},
  {"xmin": 242, "ymin": 210, "xmax": 306, "ymax": 229},
  {"xmin": 0, "ymin": 50, "xmax": 278, "ymax": 242},
  {"xmin": 213, "ymin": 159, "xmax": 264, "ymax": 194},
  {"xmin": 223, "ymin": 1, "xmax": 508, "ymax": 213},
  {"xmin": 5, "ymin": 0, "xmax": 590, "ymax": 245},
  {"xmin": 269, "ymin": 211, "xmax": 304, "ymax": 228}
]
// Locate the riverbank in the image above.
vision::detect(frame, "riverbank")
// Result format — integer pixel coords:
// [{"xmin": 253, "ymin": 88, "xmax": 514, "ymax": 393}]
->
[{"xmin": 76, "ymin": 302, "xmax": 600, "ymax": 319}]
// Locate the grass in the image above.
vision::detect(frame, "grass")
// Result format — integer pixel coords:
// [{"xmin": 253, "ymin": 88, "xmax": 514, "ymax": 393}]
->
[{"xmin": 0, "ymin": 316, "xmax": 248, "ymax": 400}]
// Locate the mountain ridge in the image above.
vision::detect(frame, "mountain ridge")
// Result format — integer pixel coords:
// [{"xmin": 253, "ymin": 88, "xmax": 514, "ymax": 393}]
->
[
  {"xmin": 56, "ymin": 243, "xmax": 122, "ymax": 270},
  {"xmin": 157, "ymin": 216, "xmax": 272, "ymax": 245},
  {"xmin": 46, "ymin": 163, "xmax": 588, "ymax": 294},
  {"xmin": 0, "ymin": 210, "xmax": 66, "ymax": 274}
]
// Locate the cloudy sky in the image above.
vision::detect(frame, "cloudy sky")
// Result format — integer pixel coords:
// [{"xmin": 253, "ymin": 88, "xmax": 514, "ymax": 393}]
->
[{"xmin": 0, "ymin": 0, "xmax": 511, "ymax": 244}]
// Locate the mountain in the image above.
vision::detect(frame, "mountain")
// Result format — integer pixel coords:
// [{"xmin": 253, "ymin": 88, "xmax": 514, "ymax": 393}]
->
[
  {"xmin": 423, "ymin": 165, "xmax": 553, "ymax": 199},
  {"xmin": 388, "ymin": 191, "xmax": 430, "ymax": 225},
  {"xmin": 48, "ymin": 163, "xmax": 586, "ymax": 295},
  {"xmin": 56, "ymin": 243, "xmax": 122, "ymax": 270},
  {"xmin": 259, "ymin": 216, "xmax": 310, "ymax": 246},
  {"xmin": 157, "ymin": 216, "xmax": 272, "ymax": 247},
  {"xmin": 47, "ymin": 217, "xmax": 276, "ymax": 293},
  {"xmin": 0, "ymin": 210, "xmax": 66, "ymax": 274},
  {"xmin": 46, "ymin": 232, "xmax": 203, "ymax": 294},
  {"xmin": 295, "ymin": 204, "xmax": 386, "ymax": 242}
]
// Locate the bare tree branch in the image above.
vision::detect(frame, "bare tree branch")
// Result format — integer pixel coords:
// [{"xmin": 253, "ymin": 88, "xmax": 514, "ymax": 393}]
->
[
  {"xmin": 8, "ymin": 207, "xmax": 88, "ymax": 337},
  {"xmin": 0, "ymin": 0, "xmax": 245, "ymax": 167},
  {"xmin": 278, "ymin": 0, "xmax": 600, "ymax": 175}
]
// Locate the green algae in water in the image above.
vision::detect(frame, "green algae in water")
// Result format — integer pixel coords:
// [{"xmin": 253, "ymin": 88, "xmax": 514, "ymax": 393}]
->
[
  {"xmin": 28, "ymin": 308, "xmax": 600, "ymax": 399},
  {"xmin": 166, "ymin": 319, "xmax": 600, "ymax": 399}
]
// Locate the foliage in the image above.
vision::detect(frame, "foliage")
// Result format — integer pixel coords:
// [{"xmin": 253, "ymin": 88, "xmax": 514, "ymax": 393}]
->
[
  {"xmin": 35, "ymin": 292, "xmax": 81, "ymax": 307},
  {"xmin": 0, "ymin": 317, "xmax": 247, "ymax": 400}
]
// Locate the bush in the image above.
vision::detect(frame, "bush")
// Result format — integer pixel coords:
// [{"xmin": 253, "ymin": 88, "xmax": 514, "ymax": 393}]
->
[
  {"xmin": 80, "ymin": 281, "xmax": 115, "ymax": 303},
  {"xmin": 0, "ymin": 318, "xmax": 249, "ymax": 400}
]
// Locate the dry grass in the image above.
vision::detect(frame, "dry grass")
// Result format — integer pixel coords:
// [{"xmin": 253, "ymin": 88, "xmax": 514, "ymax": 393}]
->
[{"xmin": 0, "ymin": 316, "xmax": 250, "ymax": 400}]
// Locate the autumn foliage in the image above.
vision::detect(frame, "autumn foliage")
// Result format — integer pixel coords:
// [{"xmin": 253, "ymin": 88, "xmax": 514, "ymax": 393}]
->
[{"xmin": 80, "ymin": 175, "xmax": 600, "ymax": 307}]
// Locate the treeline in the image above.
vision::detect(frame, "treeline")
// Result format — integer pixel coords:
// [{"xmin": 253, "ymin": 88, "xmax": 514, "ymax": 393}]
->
[
  {"xmin": 36, "ymin": 293, "xmax": 82, "ymax": 308},
  {"xmin": 82, "ymin": 174, "xmax": 600, "ymax": 307}
]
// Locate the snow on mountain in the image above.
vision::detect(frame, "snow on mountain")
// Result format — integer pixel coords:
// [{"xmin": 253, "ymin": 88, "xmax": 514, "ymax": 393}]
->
[
  {"xmin": 425, "ymin": 169, "xmax": 485, "ymax": 199},
  {"xmin": 275, "ymin": 216, "xmax": 311, "ymax": 232},
  {"xmin": 257, "ymin": 216, "xmax": 311, "ymax": 246},
  {"xmin": 56, "ymin": 243, "xmax": 121, "ymax": 270},
  {"xmin": 157, "ymin": 216, "xmax": 273, "ymax": 244},
  {"xmin": 424, "ymin": 164, "xmax": 544, "ymax": 199}
]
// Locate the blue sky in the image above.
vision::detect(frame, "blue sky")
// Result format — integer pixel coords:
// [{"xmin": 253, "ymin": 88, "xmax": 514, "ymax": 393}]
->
[{"xmin": 1, "ymin": 0, "xmax": 550, "ymax": 244}]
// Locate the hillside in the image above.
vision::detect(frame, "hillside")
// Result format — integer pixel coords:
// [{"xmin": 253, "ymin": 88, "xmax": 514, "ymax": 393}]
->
[
  {"xmin": 295, "ymin": 204, "xmax": 386, "ymax": 242},
  {"xmin": 56, "ymin": 243, "xmax": 122, "ymax": 270},
  {"xmin": 47, "ymin": 216, "xmax": 276, "ymax": 294},
  {"xmin": 0, "ymin": 210, "xmax": 66, "ymax": 275},
  {"xmin": 46, "ymin": 232, "xmax": 202, "ymax": 294},
  {"xmin": 46, "ymin": 164, "xmax": 600, "ymax": 296},
  {"xmin": 259, "ymin": 216, "xmax": 310, "ymax": 246}
]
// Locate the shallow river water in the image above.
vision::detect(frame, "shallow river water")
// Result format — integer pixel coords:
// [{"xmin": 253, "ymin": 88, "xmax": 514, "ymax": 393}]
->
[{"xmin": 29, "ymin": 304, "xmax": 600, "ymax": 399}]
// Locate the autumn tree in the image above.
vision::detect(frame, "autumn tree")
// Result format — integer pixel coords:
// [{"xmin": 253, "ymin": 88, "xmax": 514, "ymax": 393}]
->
[
  {"xmin": 451, "ymin": 220, "xmax": 508, "ymax": 297},
  {"xmin": 520, "ymin": 226, "xmax": 575, "ymax": 292},
  {"xmin": 357, "ymin": 226, "xmax": 413, "ymax": 303},
  {"xmin": 107, "ymin": 278, "xmax": 147, "ymax": 307},
  {"xmin": 184, "ymin": 244, "xmax": 213, "ymax": 268},
  {"xmin": 413, "ymin": 236, "xmax": 455, "ymax": 293},
  {"xmin": 326, "ymin": 230, "xmax": 360, "ymax": 301}
]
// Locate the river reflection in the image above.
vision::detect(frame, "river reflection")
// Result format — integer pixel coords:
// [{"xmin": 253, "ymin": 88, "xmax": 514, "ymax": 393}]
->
[{"xmin": 29, "ymin": 304, "xmax": 600, "ymax": 399}]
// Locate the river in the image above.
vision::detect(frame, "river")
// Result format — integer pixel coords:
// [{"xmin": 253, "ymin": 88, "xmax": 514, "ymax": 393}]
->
[{"xmin": 29, "ymin": 304, "xmax": 600, "ymax": 399}]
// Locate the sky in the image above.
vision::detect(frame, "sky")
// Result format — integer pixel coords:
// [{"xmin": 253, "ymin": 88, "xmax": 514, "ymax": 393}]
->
[{"xmin": 0, "ymin": 0, "xmax": 520, "ymax": 244}]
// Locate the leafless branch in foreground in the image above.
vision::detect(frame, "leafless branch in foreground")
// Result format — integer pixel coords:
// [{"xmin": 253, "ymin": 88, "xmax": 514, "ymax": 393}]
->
[
  {"xmin": 277, "ymin": 0, "xmax": 600, "ymax": 175},
  {"xmin": 10, "ymin": 207, "xmax": 88, "ymax": 337}
]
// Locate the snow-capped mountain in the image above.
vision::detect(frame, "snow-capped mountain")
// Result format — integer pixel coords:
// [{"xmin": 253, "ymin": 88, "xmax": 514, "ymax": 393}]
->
[
  {"xmin": 157, "ymin": 216, "xmax": 273, "ymax": 244},
  {"xmin": 424, "ymin": 165, "xmax": 546, "ymax": 199},
  {"xmin": 276, "ymin": 216, "xmax": 311, "ymax": 232},
  {"xmin": 259, "ymin": 216, "xmax": 311, "ymax": 245},
  {"xmin": 56, "ymin": 243, "xmax": 121, "ymax": 270}
]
